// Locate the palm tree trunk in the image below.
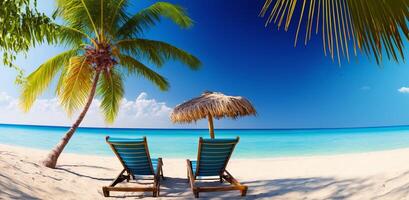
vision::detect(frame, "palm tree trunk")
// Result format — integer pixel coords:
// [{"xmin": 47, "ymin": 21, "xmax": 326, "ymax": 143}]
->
[{"xmin": 42, "ymin": 71, "xmax": 101, "ymax": 168}]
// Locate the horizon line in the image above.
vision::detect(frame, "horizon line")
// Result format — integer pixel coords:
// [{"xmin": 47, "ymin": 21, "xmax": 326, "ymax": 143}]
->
[{"xmin": 1, "ymin": 122, "xmax": 409, "ymax": 131}]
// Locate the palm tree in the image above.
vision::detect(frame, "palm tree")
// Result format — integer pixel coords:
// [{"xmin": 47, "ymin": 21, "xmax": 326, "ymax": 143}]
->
[
  {"xmin": 260, "ymin": 0, "xmax": 409, "ymax": 65},
  {"xmin": 20, "ymin": 0, "xmax": 200, "ymax": 168}
]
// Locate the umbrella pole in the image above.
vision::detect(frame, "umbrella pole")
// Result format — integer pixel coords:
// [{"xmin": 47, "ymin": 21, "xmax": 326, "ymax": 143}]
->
[{"xmin": 207, "ymin": 114, "xmax": 215, "ymax": 139}]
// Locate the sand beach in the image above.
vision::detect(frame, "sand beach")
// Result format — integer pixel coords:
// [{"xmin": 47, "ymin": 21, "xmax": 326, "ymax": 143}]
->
[{"xmin": 3, "ymin": 143, "xmax": 409, "ymax": 199}]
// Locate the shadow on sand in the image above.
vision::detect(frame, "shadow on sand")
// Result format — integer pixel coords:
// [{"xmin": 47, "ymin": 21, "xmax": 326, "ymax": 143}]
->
[
  {"xmin": 242, "ymin": 177, "xmax": 372, "ymax": 199},
  {"xmin": 56, "ymin": 166, "xmax": 113, "ymax": 181},
  {"xmin": 0, "ymin": 173, "xmax": 42, "ymax": 200}
]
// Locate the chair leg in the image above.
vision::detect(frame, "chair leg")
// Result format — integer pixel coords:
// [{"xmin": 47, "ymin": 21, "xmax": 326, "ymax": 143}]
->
[
  {"xmin": 187, "ymin": 159, "xmax": 199, "ymax": 198},
  {"xmin": 153, "ymin": 180, "xmax": 159, "ymax": 198},
  {"xmin": 152, "ymin": 176, "xmax": 159, "ymax": 197},
  {"xmin": 157, "ymin": 176, "xmax": 161, "ymax": 197},
  {"xmin": 241, "ymin": 188, "xmax": 248, "ymax": 196},
  {"xmin": 187, "ymin": 170, "xmax": 190, "ymax": 183},
  {"xmin": 160, "ymin": 168, "xmax": 165, "ymax": 180},
  {"xmin": 102, "ymin": 187, "xmax": 109, "ymax": 197}
]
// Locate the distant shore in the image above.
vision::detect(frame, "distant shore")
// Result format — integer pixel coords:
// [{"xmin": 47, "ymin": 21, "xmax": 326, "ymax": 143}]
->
[{"xmin": 2, "ymin": 144, "xmax": 409, "ymax": 199}]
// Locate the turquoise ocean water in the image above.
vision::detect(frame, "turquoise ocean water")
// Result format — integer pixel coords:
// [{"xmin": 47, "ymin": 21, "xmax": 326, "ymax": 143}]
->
[{"xmin": 1, "ymin": 124, "xmax": 409, "ymax": 158}]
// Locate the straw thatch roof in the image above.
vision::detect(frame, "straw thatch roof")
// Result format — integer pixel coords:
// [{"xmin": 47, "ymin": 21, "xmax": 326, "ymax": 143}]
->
[{"xmin": 171, "ymin": 91, "xmax": 256, "ymax": 123}]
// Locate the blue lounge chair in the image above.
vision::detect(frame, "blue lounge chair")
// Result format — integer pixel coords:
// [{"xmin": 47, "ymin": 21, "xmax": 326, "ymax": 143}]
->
[
  {"xmin": 102, "ymin": 136, "xmax": 164, "ymax": 197},
  {"xmin": 186, "ymin": 137, "xmax": 248, "ymax": 198}
]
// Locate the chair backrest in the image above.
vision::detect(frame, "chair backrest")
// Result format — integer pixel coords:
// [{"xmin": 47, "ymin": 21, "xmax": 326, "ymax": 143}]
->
[
  {"xmin": 195, "ymin": 137, "xmax": 239, "ymax": 177},
  {"xmin": 106, "ymin": 136, "xmax": 155, "ymax": 176}
]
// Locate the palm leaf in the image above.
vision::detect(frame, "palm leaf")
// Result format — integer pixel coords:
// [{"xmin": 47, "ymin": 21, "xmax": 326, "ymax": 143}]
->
[
  {"xmin": 105, "ymin": 0, "xmax": 130, "ymax": 36},
  {"xmin": 58, "ymin": 56, "xmax": 94, "ymax": 115},
  {"xmin": 55, "ymin": 0, "xmax": 100, "ymax": 40},
  {"xmin": 117, "ymin": 39, "xmax": 201, "ymax": 69},
  {"xmin": 118, "ymin": 54, "xmax": 169, "ymax": 91},
  {"xmin": 116, "ymin": 2, "xmax": 193, "ymax": 38},
  {"xmin": 20, "ymin": 49, "xmax": 78, "ymax": 112},
  {"xmin": 55, "ymin": 64, "xmax": 69, "ymax": 95},
  {"xmin": 97, "ymin": 69, "xmax": 124, "ymax": 123},
  {"xmin": 260, "ymin": 0, "xmax": 409, "ymax": 65},
  {"xmin": 57, "ymin": 25, "xmax": 90, "ymax": 47},
  {"xmin": 348, "ymin": 0, "xmax": 409, "ymax": 63}
]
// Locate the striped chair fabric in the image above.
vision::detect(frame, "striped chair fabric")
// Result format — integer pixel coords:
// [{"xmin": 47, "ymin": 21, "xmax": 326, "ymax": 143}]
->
[
  {"xmin": 107, "ymin": 137, "xmax": 156, "ymax": 176},
  {"xmin": 193, "ymin": 137, "xmax": 239, "ymax": 177}
]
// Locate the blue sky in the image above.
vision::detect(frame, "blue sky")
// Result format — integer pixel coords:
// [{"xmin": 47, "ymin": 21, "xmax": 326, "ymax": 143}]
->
[{"xmin": 0, "ymin": 0, "xmax": 409, "ymax": 129}]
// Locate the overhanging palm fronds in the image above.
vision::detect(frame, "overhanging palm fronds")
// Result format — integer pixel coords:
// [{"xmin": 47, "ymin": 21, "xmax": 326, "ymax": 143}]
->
[
  {"xmin": 260, "ymin": 0, "xmax": 409, "ymax": 65},
  {"xmin": 349, "ymin": 0, "xmax": 409, "ymax": 63},
  {"xmin": 0, "ymin": 0, "xmax": 56, "ymax": 68}
]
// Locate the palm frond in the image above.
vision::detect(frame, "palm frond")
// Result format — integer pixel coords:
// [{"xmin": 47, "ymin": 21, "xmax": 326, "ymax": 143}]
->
[
  {"xmin": 57, "ymin": 25, "xmax": 90, "ymax": 47},
  {"xmin": 117, "ymin": 39, "xmax": 201, "ymax": 69},
  {"xmin": 55, "ymin": 65, "xmax": 69, "ymax": 95},
  {"xmin": 55, "ymin": 0, "xmax": 100, "ymax": 40},
  {"xmin": 108, "ymin": 0, "xmax": 129, "ymax": 32},
  {"xmin": 260, "ymin": 0, "xmax": 409, "ymax": 65},
  {"xmin": 348, "ymin": 0, "xmax": 409, "ymax": 63},
  {"xmin": 97, "ymin": 69, "xmax": 124, "ymax": 123},
  {"xmin": 118, "ymin": 54, "xmax": 169, "ymax": 91},
  {"xmin": 58, "ymin": 56, "xmax": 94, "ymax": 115},
  {"xmin": 116, "ymin": 2, "xmax": 193, "ymax": 38},
  {"xmin": 20, "ymin": 49, "xmax": 78, "ymax": 112}
]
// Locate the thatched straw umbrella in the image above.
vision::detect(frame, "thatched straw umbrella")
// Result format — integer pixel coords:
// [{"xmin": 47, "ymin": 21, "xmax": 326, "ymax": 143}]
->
[{"xmin": 171, "ymin": 91, "xmax": 257, "ymax": 138}]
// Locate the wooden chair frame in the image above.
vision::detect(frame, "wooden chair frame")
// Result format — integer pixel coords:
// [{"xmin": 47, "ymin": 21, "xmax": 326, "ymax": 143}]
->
[
  {"xmin": 186, "ymin": 137, "xmax": 248, "ymax": 198},
  {"xmin": 102, "ymin": 136, "xmax": 164, "ymax": 197}
]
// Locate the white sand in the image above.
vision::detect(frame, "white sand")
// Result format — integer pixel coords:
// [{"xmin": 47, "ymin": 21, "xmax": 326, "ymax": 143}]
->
[{"xmin": 2, "ymin": 144, "xmax": 409, "ymax": 199}]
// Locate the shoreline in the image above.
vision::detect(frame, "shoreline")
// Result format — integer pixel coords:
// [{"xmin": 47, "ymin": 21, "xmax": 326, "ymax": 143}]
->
[
  {"xmin": 3, "ymin": 142, "xmax": 409, "ymax": 160},
  {"xmin": 3, "ymin": 144, "xmax": 409, "ymax": 199}
]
